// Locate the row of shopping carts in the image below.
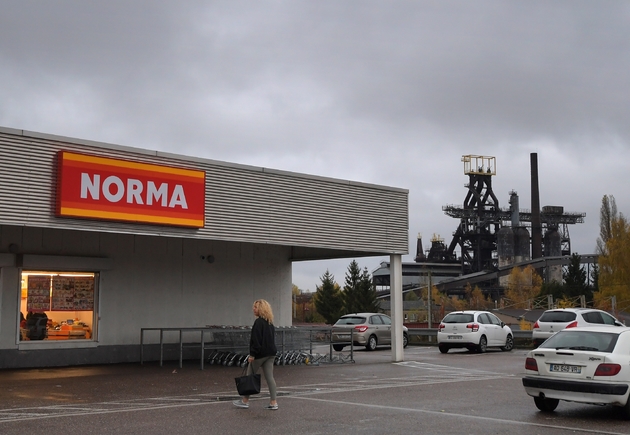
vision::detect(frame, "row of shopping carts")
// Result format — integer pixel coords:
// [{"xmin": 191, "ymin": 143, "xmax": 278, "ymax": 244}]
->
[
  {"xmin": 205, "ymin": 349, "xmax": 332, "ymax": 367},
  {"xmin": 202, "ymin": 327, "xmax": 353, "ymax": 366}
]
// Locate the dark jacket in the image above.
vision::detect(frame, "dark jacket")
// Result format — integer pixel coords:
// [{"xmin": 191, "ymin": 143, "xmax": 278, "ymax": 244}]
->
[
  {"xmin": 249, "ymin": 317, "xmax": 277, "ymax": 358},
  {"xmin": 26, "ymin": 313, "xmax": 48, "ymax": 340}
]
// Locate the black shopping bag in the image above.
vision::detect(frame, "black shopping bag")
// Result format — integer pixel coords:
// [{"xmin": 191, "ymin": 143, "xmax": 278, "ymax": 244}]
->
[{"xmin": 235, "ymin": 366, "xmax": 261, "ymax": 396}]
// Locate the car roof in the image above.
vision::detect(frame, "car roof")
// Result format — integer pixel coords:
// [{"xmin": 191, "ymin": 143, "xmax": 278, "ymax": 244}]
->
[
  {"xmin": 447, "ymin": 310, "xmax": 490, "ymax": 314},
  {"xmin": 552, "ymin": 325, "xmax": 630, "ymax": 334},
  {"xmin": 542, "ymin": 308, "xmax": 604, "ymax": 313},
  {"xmin": 341, "ymin": 313, "xmax": 384, "ymax": 317}
]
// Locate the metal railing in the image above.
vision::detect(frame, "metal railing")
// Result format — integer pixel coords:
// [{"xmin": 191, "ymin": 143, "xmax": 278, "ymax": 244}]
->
[
  {"xmin": 140, "ymin": 326, "xmax": 532, "ymax": 369},
  {"xmin": 140, "ymin": 326, "xmax": 340, "ymax": 369},
  {"xmin": 407, "ymin": 328, "xmax": 533, "ymax": 342}
]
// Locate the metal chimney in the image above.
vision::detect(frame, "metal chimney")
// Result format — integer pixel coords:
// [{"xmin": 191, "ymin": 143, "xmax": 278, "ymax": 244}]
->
[
  {"xmin": 509, "ymin": 190, "xmax": 520, "ymax": 227},
  {"xmin": 415, "ymin": 233, "xmax": 426, "ymax": 262},
  {"xmin": 531, "ymin": 153, "xmax": 542, "ymax": 259}
]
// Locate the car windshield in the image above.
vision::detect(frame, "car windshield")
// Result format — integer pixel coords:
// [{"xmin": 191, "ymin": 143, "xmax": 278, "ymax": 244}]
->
[
  {"xmin": 538, "ymin": 311, "xmax": 577, "ymax": 323},
  {"xmin": 335, "ymin": 316, "xmax": 366, "ymax": 325},
  {"xmin": 541, "ymin": 330, "xmax": 619, "ymax": 353},
  {"xmin": 442, "ymin": 313, "xmax": 474, "ymax": 323}
]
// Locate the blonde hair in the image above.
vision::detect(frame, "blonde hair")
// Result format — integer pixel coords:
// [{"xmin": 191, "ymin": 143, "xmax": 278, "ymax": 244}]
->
[{"xmin": 253, "ymin": 299, "xmax": 274, "ymax": 324}]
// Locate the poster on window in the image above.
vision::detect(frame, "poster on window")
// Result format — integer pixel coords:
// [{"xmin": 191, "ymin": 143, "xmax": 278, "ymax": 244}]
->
[
  {"xmin": 51, "ymin": 277, "xmax": 74, "ymax": 311},
  {"xmin": 27, "ymin": 275, "xmax": 51, "ymax": 312},
  {"xmin": 72, "ymin": 277, "xmax": 95, "ymax": 310},
  {"xmin": 51, "ymin": 276, "xmax": 95, "ymax": 311}
]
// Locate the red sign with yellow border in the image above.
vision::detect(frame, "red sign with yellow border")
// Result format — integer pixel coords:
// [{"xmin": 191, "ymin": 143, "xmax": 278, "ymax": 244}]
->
[{"xmin": 56, "ymin": 151, "xmax": 205, "ymax": 228}]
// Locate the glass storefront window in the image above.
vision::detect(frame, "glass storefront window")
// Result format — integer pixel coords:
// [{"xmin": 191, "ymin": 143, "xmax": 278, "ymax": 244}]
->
[{"xmin": 19, "ymin": 271, "xmax": 98, "ymax": 342}]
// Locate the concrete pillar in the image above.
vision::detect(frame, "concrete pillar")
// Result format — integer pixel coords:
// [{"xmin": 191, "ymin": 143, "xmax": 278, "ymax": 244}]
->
[
  {"xmin": 0, "ymin": 265, "xmax": 19, "ymax": 348},
  {"xmin": 390, "ymin": 254, "xmax": 404, "ymax": 362}
]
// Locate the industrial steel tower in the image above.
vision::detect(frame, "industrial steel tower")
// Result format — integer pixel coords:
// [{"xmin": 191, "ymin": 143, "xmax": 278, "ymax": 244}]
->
[
  {"xmin": 443, "ymin": 155, "xmax": 500, "ymax": 275},
  {"xmin": 435, "ymin": 154, "xmax": 585, "ymax": 281}
]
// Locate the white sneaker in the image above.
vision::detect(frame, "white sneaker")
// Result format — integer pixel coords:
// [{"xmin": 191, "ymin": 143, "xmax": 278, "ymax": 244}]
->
[{"xmin": 232, "ymin": 399, "xmax": 249, "ymax": 409}]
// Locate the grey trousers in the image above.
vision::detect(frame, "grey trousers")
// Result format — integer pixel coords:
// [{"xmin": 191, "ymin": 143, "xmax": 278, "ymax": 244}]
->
[{"xmin": 246, "ymin": 355, "xmax": 277, "ymax": 400}]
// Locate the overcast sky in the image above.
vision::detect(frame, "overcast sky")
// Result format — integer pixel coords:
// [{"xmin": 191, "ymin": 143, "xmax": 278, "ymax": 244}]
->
[{"xmin": 1, "ymin": 1, "xmax": 629, "ymax": 292}]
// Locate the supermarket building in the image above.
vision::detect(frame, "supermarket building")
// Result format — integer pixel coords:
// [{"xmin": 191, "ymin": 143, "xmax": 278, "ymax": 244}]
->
[{"xmin": 0, "ymin": 127, "xmax": 408, "ymax": 368}]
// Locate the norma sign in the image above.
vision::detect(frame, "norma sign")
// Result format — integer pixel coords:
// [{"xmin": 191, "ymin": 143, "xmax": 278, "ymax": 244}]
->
[{"xmin": 56, "ymin": 151, "xmax": 205, "ymax": 228}]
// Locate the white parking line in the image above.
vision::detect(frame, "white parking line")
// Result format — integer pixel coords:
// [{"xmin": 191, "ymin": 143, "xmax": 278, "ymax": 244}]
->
[
  {"xmin": 0, "ymin": 367, "xmax": 504, "ymax": 425},
  {"xmin": 0, "ymin": 359, "xmax": 506, "ymax": 423},
  {"xmin": 0, "ymin": 401, "xmax": 218, "ymax": 423},
  {"xmin": 290, "ymin": 396, "xmax": 630, "ymax": 435},
  {"xmin": 394, "ymin": 360, "xmax": 513, "ymax": 376},
  {"xmin": 0, "ymin": 360, "xmax": 617, "ymax": 434}
]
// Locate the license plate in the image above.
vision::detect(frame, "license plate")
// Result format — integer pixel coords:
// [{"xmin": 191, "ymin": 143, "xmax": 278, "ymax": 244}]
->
[
  {"xmin": 447, "ymin": 335, "xmax": 462, "ymax": 339},
  {"xmin": 337, "ymin": 334, "xmax": 350, "ymax": 339},
  {"xmin": 550, "ymin": 364, "xmax": 581, "ymax": 374}
]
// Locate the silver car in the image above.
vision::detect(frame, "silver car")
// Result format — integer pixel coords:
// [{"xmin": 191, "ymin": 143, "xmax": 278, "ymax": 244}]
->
[{"xmin": 331, "ymin": 313, "xmax": 409, "ymax": 351}]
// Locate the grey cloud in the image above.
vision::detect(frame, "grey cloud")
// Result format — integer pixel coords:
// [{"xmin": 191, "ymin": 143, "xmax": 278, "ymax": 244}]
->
[{"xmin": 1, "ymin": 0, "xmax": 629, "ymax": 290}]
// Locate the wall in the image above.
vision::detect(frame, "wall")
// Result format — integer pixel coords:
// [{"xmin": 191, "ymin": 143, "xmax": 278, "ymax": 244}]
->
[
  {"xmin": 97, "ymin": 232, "xmax": 292, "ymax": 344},
  {"xmin": 0, "ymin": 226, "xmax": 292, "ymax": 367},
  {"xmin": 0, "ymin": 126, "xmax": 409, "ymax": 367},
  {"xmin": 0, "ymin": 127, "xmax": 408, "ymax": 258}
]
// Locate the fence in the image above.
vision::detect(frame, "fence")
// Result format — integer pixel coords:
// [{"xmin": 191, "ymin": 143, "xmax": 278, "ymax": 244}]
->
[
  {"xmin": 140, "ymin": 326, "xmax": 535, "ymax": 369},
  {"xmin": 140, "ymin": 326, "xmax": 350, "ymax": 369},
  {"xmin": 408, "ymin": 328, "xmax": 533, "ymax": 345}
]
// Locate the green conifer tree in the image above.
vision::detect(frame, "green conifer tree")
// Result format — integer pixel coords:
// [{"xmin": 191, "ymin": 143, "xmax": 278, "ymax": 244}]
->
[
  {"xmin": 356, "ymin": 266, "xmax": 380, "ymax": 313},
  {"xmin": 342, "ymin": 260, "xmax": 362, "ymax": 313},
  {"xmin": 564, "ymin": 253, "xmax": 590, "ymax": 300},
  {"xmin": 314, "ymin": 270, "xmax": 344, "ymax": 324}
]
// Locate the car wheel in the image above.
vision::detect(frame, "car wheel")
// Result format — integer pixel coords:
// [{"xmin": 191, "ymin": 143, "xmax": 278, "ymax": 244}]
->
[
  {"xmin": 500, "ymin": 334, "xmax": 514, "ymax": 352},
  {"xmin": 534, "ymin": 396, "xmax": 559, "ymax": 412},
  {"xmin": 438, "ymin": 344, "xmax": 449, "ymax": 354},
  {"xmin": 403, "ymin": 333, "xmax": 409, "ymax": 348},
  {"xmin": 366, "ymin": 335, "xmax": 378, "ymax": 351},
  {"xmin": 477, "ymin": 335, "xmax": 487, "ymax": 353},
  {"xmin": 332, "ymin": 344, "xmax": 344, "ymax": 351}
]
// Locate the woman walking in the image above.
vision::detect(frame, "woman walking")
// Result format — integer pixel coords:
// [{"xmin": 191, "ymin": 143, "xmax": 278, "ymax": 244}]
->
[{"xmin": 233, "ymin": 299, "xmax": 278, "ymax": 410}]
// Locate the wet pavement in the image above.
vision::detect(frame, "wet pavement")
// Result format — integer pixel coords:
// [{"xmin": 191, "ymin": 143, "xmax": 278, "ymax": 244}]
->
[{"xmin": 1, "ymin": 346, "xmax": 629, "ymax": 435}]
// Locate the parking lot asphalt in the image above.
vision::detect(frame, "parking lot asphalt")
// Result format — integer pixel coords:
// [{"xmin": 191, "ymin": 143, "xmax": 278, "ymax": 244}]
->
[{"xmin": 1, "ymin": 346, "xmax": 630, "ymax": 435}]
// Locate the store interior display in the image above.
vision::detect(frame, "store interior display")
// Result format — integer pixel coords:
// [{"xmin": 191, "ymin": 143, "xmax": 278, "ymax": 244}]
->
[{"xmin": 19, "ymin": 272, "xmax": 97, "ymax": 341}]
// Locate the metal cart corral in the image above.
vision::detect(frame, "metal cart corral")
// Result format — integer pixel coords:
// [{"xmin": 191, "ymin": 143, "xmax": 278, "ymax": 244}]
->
[{"xmin": 140, "ymin": 326, "xmax": 332, "ymax": 369}]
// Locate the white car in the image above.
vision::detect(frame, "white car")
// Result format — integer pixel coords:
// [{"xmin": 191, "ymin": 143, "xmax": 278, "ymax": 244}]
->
[
  {"xmin": 523, "ymin": 326, "xmax": 630, "ymax": 417},
  {"xmin": 437, "ymin": 310, "xmax": 514, "ymax": 353},
  {"xmin": 531, "ymin": 308, "xmax": 624, "ymax": 347}
]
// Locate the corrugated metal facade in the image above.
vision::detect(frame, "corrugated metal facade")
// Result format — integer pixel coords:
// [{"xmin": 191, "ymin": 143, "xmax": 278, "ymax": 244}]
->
[{"xmin": 0, "ymin": 127, "xmax": 408, "ymax": 258}]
